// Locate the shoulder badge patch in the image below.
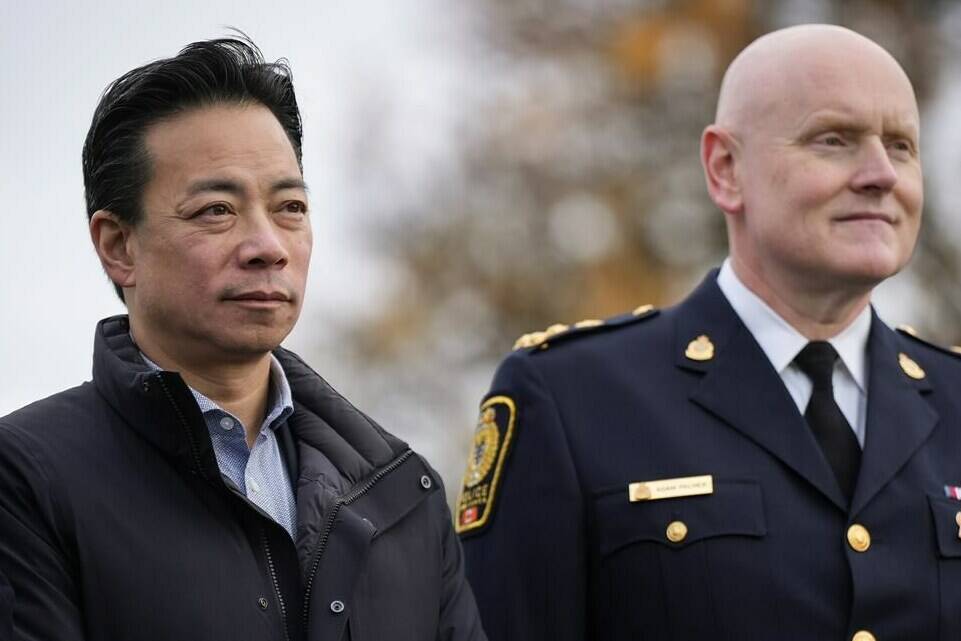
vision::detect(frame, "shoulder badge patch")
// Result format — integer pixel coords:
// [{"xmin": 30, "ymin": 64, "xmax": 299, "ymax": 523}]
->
[{"xmin": 455, "ymin": 395, "xmax": 516, "ymax": 534}]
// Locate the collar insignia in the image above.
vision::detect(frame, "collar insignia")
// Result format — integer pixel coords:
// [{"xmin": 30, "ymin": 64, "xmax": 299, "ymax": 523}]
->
[
  {"xmin": 898, "ymin": 352, "xmax": 925, "ymax": 380},
  {"xmin": 685, "ymin": 335, "xmax": 715, "ymax": 362}
]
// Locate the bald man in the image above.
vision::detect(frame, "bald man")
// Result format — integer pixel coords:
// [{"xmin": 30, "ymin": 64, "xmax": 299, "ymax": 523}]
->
[{"xmin": 456, "ymin": 25, "xmax": 961, "ymax": 640}]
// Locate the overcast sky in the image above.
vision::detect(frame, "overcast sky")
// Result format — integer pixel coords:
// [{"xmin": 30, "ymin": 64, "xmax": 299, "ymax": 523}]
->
[{"xmin": 0, "ymin": 0, "xmax": 481, "ymax": 415}]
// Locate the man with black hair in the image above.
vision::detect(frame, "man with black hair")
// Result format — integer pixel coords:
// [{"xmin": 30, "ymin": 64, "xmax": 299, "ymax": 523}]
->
[{"xmin": 0, "ymin": 38, "xmax": 485, "ymax": 641}]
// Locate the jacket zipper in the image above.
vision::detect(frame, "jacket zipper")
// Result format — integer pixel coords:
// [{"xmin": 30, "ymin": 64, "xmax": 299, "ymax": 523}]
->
[
  {"xmin": 154, "ymin": 373, "xmax": 207, "ymax": 478},
  {"xmin": 159, "ymin": 372, "xmax": 290, "ymax": 641},
  {"xmin": 301, "ymin": 449, "xmax": 415, "ymax": 629},
  {"xmin": 158, "ymin": 369, "xmax": 412, "ymax": 635},
  {"xmin": 262, "ymin": 528, "xmax": 292, "ymax": 641}
]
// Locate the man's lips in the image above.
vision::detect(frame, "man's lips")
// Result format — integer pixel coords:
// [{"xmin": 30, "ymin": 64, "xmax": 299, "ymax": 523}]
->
[
  {"xmin": 224, "ymin": 291, "xmax": 291, "ymax": 302},
  {"xmin": 834, "ymin": 212, "xmax": 896, "ymax": 224}
]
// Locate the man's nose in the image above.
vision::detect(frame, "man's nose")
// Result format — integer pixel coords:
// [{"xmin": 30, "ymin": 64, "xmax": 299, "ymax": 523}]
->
[
  {"xmin": 850, "ymin": 137, "xmax": 899, "ymax": 194},
  {"xmin": 238, "ymin": 212, "xmax": 289, "ymax": 268}
]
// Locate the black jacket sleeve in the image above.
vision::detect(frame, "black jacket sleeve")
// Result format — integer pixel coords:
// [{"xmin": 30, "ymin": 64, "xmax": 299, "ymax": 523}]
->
[
  {"xmin": 430, "ymin": 477, "xmax": 487, "ymax": 641},
  {"xmin": 459, "ymin": 353, "xmax": 586, "ymax": 641},
  {"xmin": 0, "ymin": 422, "xmax": 85, "ymax": 641},
  {"xmin": 1, "ymin": 570, "xmax": 13, "ymax": 641}
]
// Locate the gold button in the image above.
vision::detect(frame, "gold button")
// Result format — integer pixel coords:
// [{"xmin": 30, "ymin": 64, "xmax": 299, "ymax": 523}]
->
[
  {"xmin": 666, "ymin": 520, "xmax": 688, "ymax": 543},
  {"xmin": 847, "ymin": 524, "xmax": 871, "ymax": 552},
  {"xmin": 852, "ymin": 630, "xmax": 876, "ymax": 641}
]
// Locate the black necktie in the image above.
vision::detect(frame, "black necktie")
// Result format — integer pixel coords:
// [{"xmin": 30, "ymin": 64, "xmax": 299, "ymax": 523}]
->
[{"xmin": 794, "ymin": 341, "xmax": 861, "ymax": 503}]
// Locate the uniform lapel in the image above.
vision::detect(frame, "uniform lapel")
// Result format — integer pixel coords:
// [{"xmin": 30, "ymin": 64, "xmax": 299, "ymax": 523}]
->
[
  {"xmin": 679, "ymin": 274, "xmax": 848, "ymax": 512},
  {"xmin": 850, "ymin": 314, "xmax": 938, "ymax": 516}
]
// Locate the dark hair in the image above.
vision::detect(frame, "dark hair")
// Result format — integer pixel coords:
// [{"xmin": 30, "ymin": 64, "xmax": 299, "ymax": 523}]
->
[{"xmin": 82, "ymin": 36, "xmax": 303, "ymax": 301}]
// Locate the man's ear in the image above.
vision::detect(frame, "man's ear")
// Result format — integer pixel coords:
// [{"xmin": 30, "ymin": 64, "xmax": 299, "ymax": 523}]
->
[
  {"xmin": 701, "ymin": 125, "xmax": 744, "ymax": 215},
  {"xmin": 89, "ymin": 210, "xmax": 137, "ymax": 289}
]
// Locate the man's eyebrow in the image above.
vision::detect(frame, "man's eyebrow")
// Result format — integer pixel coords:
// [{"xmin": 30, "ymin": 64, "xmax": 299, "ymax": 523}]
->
[
  {"xmin": 272, "ymin": 177, "xmax": 309, "ymax": 193},
  {"xmin": 183, "ymin": 177, "xmax": 309, "ymax": 197},
  {"xmin": 185, "ymin": 178, "xmax": 245, "ymax": 197},
  {"xmin": 799, "ymin": 113, "xmax": 869, "ymax": 133},
  {"xmin": 799, "ymin": 111, "xmax": 919, "ymax": 140},
  {"xmin": 883, "ymin": 121, "xmax": 920, "ymax": 141}
]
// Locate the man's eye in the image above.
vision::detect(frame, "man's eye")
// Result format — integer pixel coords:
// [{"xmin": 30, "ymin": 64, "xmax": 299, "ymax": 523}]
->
[
  {"xmin": 198, "ymin": 203, "xmax": 232, "ymax": 217},
  {"xmin": 819, "ymin": 135, "xmax": 846, "ymax": 147},
  {"xmin": 281, "ymin": 201, "xmax": 308, "ymax": 215}
]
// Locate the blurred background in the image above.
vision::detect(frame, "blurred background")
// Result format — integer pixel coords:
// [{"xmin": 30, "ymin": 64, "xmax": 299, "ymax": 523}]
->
[{"xmin": 4, "ymin": 0, "xmax": 961, "ymax": 504}]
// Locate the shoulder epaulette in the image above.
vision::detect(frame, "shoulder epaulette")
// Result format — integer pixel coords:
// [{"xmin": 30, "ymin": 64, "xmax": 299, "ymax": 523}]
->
[
  {"xmin": 896, "ymin": 324, "xmax": 961, "ymax": 358},
  {"xmin": 513, "ymin": 304, "xmax": 659, "ymax": 352}
]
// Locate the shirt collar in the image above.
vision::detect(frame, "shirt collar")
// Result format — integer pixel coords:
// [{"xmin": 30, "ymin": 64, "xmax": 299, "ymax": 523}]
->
[
  {"xmin": 139, "ymin": 346, "xmax": 294, "ymax": 431},
  {"xmin": 264, "ymin": 354, "xmax": 294, "ymax": 429},
  {"xmin": 716, "ymin": 259, "xmax": 871, "ymax": 392},
  {"xmin": 827, "ymin": 303, "xmax": 871, "ymax": 393}
]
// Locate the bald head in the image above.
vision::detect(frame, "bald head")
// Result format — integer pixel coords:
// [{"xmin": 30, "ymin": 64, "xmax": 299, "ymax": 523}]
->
[
  {"xmin": 715, "ymin": 25, "xmax": 917, "ymax": 135},
  {"xmin": 700, "ymin": 24, "xmax": 924, "ymax": 332}
]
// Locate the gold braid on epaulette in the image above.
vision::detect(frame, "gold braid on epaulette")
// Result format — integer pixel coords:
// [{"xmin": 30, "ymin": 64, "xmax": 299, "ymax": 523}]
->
[
  {"xmin": 896, "ymin": 324, "xmax": 961, "ymax": 357},
  {"xmin": 512, "ymin": 304, "xmax": 656, "ymax": 351}
]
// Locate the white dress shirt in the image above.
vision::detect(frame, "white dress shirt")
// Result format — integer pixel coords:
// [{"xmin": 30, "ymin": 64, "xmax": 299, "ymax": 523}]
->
[{"xmin": 716, "ymin": 260, "xmax": 870, "ymax": 447}]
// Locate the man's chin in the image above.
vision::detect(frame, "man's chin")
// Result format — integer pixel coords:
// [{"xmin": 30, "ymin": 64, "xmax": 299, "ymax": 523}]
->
[
  {"xmin": 215, "ymin": 308, "xmax": 300, "ymax": 349},
  {"xmin": 823, "ymin": 258, "xmax": 905, "ymax": 291},
  {"xmin": 204, "ymin": 326, "xmax": 294, "ymax": 360}
]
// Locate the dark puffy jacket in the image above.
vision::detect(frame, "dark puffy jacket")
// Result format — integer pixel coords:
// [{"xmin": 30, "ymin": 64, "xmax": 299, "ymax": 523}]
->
[
  {"xmin": 0, "ymin": 572, "xmax": 11, "ymax": 640},
  {"xmin": 0, "ymin": 316, "xmax": 486, "ymax": 641}
]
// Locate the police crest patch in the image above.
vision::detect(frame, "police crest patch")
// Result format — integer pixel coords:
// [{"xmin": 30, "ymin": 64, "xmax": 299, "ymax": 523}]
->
[{"xmin": 455, "ymin": 395, "xmax": 516, "ymax": 534}]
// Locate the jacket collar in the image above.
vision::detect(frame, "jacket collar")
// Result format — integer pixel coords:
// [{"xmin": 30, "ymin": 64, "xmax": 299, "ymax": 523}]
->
[
  {"xmin": 274, "ymin": 347, "xmax": 407, "ymax": 481},
  {"xmin": 93, "ymin": 316, "xmax": 219, "ymax": 479},
  {"xmin": 675, "ymin": 272, "xmax": 939, "ymax": 516},
  {"xmin": 91, "ymin": 315, "xmax": 408, "ymax": 485},
  {"xmin": 854, "ymin": 313, "xmax": 936, "ymax": 515}
]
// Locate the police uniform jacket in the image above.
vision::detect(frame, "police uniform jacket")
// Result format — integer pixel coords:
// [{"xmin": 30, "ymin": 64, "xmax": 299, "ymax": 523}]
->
[
  {"xmin": 0, "ymin": 316, "xmax": 485, "ymax": 641},
  {"xmin": 457, "ymin": 271, "xmax": 961, "ymax": 641}
]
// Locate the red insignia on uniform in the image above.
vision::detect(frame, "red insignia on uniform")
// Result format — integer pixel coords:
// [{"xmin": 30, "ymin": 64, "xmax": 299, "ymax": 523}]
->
[
  {"xmin": 460, "ymin": 507, "xmax": 479, "ymax": 526},
  {"xmin": 946, "ymin": 485, "xmax": 961, "ymax": 500}
]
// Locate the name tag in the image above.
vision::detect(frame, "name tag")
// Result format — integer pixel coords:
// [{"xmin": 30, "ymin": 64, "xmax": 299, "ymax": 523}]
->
[{"xmin": 628, "ymin": 475, "xmax": 714, "ymax": 502}]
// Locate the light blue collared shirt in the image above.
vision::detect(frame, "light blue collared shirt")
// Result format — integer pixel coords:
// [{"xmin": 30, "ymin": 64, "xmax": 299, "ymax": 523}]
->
[
  {"xmin": 141, "ymin": 351, "xmax": 297, "ymax": 538},
  {"xmin": 716, "ymin": 259, "xmax": 870, "ymax": 447}
]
